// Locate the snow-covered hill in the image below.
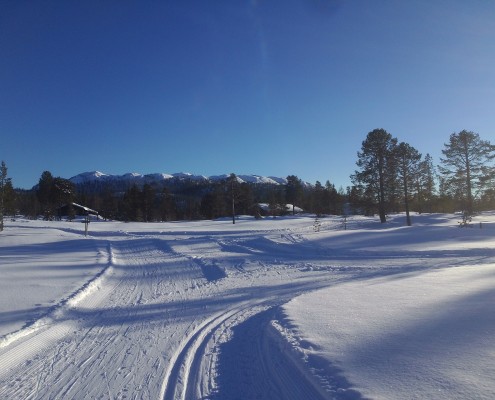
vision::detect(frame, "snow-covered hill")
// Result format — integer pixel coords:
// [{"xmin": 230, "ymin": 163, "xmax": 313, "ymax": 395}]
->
[{"xmin": 69, "ymin": 170, "xmax": 291, "ymax": 186}]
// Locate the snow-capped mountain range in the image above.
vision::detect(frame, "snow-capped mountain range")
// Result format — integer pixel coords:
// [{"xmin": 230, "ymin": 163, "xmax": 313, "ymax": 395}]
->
[{"xmin": 69, "ymin": 171, "xmax": 290, "ymax": 186}]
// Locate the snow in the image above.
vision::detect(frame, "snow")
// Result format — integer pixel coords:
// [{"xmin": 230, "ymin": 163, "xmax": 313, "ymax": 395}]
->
[
  {"xmin": 209, "ymin": 174, "xmax": 283, "ymax": 185},
  {"xmin": 144, "ymin": 173, "xmax": 175, "ymax": 181},
  {"xmin": 171, "ymin": 172, "xmax": 208, "ymax": 181},
  {"xmin": 69, "ymin": 170, "xmax": 296, "ymax": 186},
  {"xmin": 1, "ymin": 212, "xmax": 494, "ymax": 399},
  {"xmin": 69, "ymin": 170, "xmax": 111, "ymax": 184},
  {"xmin": 282, "ymin": 266, "xmax": 495, "ymax": 399},
  {"xmin": 268, "ymin": 176, "xmax": 288, "ymax": 185},
  {"xmin": 238, "ymin": 175, "xmax": 280, "ymax": 185}
]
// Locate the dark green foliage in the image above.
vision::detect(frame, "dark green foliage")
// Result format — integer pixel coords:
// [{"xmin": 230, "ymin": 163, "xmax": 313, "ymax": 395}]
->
[
  {"xmin": 52, "ymin": 177, "xmax": 76, "ymax": 219},
  {"xmin": 439, "ymin": 130, "xmax": 495, "ymax": 214},
  {"xmin": 120, "ymin": 184, "xmax": 143, "ymax": 221},
  {"xmin": 414, "ymin": 153, "xmax": 437, "ymax": 213},
  {"xmin": 352, "ymin": 129, "xmax": 398, "ymax": 223},
  {"xmin": 286, "ymin": 175, "xmax": 304, "ymax": 215},
  {"xmin": 311, "ymin": 181, "xmax": 326, "ymax": 217},
  {"xmin": 0, "ymin": 161, "xmax": 12, "ymax": 231},
  {"xmin": 159, "ymin": 188, "xmax": 177, "ymax": 221},
  {"xmin": 34, "ymin": 172, "xmax": 75, "ymax": 219},
  {"xmin": 37, "ymin": 171, "xmax": 54, "ymax": 219},
  {"xmin": 396, "ymin": 142, "xmax": 422, "ymax": 226},
  {"xmin": 10, "ymin": 128, "xmax": 495, "ymax": 222},
  {"xmin": 142, "ymin": 184, "xmax": 156, "ymax": 222}
]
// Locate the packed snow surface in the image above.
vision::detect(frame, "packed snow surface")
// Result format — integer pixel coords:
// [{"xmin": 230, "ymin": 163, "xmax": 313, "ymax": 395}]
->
[{"xmin": 1, "ymin": 212, "xmax": 494, "ymax": 399}]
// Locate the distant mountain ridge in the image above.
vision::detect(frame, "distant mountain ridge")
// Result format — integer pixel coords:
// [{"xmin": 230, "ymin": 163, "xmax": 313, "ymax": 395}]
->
[{"xmin": 69, "ymin": 171, "xmax": 291, "ymax": 186}]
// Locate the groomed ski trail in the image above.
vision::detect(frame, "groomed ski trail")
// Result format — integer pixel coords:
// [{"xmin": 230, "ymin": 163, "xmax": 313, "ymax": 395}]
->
[{"xmin": 0, "ymin": 229, "xmax": 342, "ymax": 399}]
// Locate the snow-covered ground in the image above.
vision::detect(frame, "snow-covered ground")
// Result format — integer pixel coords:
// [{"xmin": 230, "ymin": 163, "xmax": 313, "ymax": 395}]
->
[{"xmin": 0, "ymin": 212, "xmax": 494, "ymax": 399}]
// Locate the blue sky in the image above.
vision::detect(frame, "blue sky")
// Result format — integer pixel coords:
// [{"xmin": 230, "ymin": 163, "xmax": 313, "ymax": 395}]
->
[{"xmin": 1, "ymin": 0, "xmax": 494, "ymax": 189}]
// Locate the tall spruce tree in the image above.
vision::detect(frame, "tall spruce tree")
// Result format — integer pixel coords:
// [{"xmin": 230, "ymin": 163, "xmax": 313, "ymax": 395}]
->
[
  {"xmin": 237, "ymin": 182, "xmax": 255, "ymax": 216},
  {"xmin": 227, "ymin": 173, "xmax": 239, "ymax": 224},
  {"xmin": 439, "ymin": 130, "xmax": 495, "ymax": 214},
  {"xmin": 37, "ymin": 171, "xmax": 55, "ymax": 219},
  {"xmin": 396, "ymin": 142, "xmax": 421, "ymax": 226},
  {"xmin": 352, "ymin": 129, "xmax": 398, "ymax": 223},
  {"xmin": 159, "ymin": 187, "xmax": 176, "ymax": 221},
  {"xmin": 415, "ymin": 153, "xmax": 437, "ymax": 213},
  {"xmin": 312, "ymin": 181, "xmax": 326, "ymax": 217},
  {"xmin": 141, "ymin": 183, "xmax": 155, "ymax": 222},
  {"xmin": 285, "ymin": 175, "xmax": 303, "ymax": 215},
  {"xmin": 0, "ymin": 161, "xmax": 11, "ymax": 231},
  {"xmin": 325, "ymin": 181, "xmax": 340, "ymax": 215}
]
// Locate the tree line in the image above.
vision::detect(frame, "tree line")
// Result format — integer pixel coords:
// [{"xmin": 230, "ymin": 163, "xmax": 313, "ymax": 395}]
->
[
  {"xmin": 1, "ymin": 129, "xmax": 494, "ymax": 225},
  {"xmin": 10, "ymin": 171, "xmax": 345, "ymax": 222},
  {"xmin": 352, "ymin": 129, "xmax": 495, "ymax": 224}
]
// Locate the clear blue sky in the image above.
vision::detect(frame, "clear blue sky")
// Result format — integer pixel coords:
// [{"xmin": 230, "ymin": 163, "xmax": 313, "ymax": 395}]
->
[{"xmin": 2, "ymin": 0, "xmax": 494, "ymax": 189}]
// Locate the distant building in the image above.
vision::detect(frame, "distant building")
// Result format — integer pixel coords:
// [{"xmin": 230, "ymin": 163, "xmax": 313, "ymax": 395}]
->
[
  {"xmin": 255, "ymin": 203, "xmax": 303, "ymax": 217},
  {"xmin": 57, "ymin": 202, "xmax": 100, "ymax": 219}
]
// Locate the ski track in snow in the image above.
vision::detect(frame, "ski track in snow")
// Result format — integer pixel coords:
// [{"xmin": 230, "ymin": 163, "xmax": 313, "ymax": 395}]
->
[
  {"xmin": 0, "ymin": 222, "xmax": 343, "ymax": 399},
  {"xmin": 1, "ymin": 214, "xmax": 494, "ymax": 399}
]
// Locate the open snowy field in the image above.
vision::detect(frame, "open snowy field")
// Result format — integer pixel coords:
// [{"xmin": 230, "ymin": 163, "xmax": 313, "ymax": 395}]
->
[{"xmin": 1, "ymin": 212, "xmax": 494, "ymax": 399}]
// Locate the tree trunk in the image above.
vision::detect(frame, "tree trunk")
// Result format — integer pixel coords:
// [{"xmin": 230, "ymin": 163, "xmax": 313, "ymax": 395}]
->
[
  {"xmin": 461, "ymin": 133, "xmax": 473, "ymax": 214},
  {"xmin": 404, "ymin": 175, "xmax": 411, "ymax": 226},
  {"xmin": 379, "ymin": 159, "xmax": 387, "ymax": 223}
]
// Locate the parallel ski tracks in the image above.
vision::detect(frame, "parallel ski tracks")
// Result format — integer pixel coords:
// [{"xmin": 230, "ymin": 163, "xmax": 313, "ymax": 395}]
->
[
  {"xmin": 161, "ymin": 302, "xmax": 267, "ymax": 400},
  {"xmin": 0, "ymin": 230, "xmax": 342, "ymax": 400}
]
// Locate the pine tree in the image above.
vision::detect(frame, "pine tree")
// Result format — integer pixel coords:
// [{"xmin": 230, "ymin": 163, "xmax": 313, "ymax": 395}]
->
[
  {"xmin": 285, "ymin": 175, "xmax": 303, "ymax": 215},
  {"xmin": 227, "ymin": 173, "xmax": 239, "ymax": 224},
  {"xmin": 37, "ymin": 171, "xmax": 55, "ymax": 219},
  {"xmin": 121, "ymin": 184, "xmax": 142, "ymax": 221},
  {"xmin": 396, "ymin": 142, "xmax": 421, "ymax": 226},
  {"xmin": 0, "ymin": 161, "xmax": 11, "ymax": 231},
  {"xmin": 200, "ymin": 192, "xmax": 215, "ymax": 220},
  {"xmin": 237, "ymin": 183, "xmax": 255, "ymax": 216},
  {"xmin": 439, "ymin": 130, "xmax": 495, "ymax": 214},
  {"xmin": 312, "ymin": 181, "xmax": 326, "ymax": 217},
  {"xmin": 325, "ymin": 181, "xmax": 340, "ymax": 215},
  {"xmin": 415, "ymin": 153, "xmax": 437, "ymax": 213},
  {"xmin": 100, "ymin": 188, "xmax": 118, "ymax": 220},
  {"xmin": 352, "ymin": 129, "xmax": 398, "ymax": 223},
  {"xmin": 211, "ymin": 184, "xmax": 227, "ymax": 219},
  {"xmin": 268, "ymin": 187, "xmax": 284, "ymax": 217},
  {"xmin": 141, "ymin": 183, "xmax": 155, "ymax": 222},
  {"xmin": 159, "ymin": 187, "xmax": 176, "ymax": 221},
  {"xmin": 3, "ymin": 180, "xmax": 16, "ymax": 216}
]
